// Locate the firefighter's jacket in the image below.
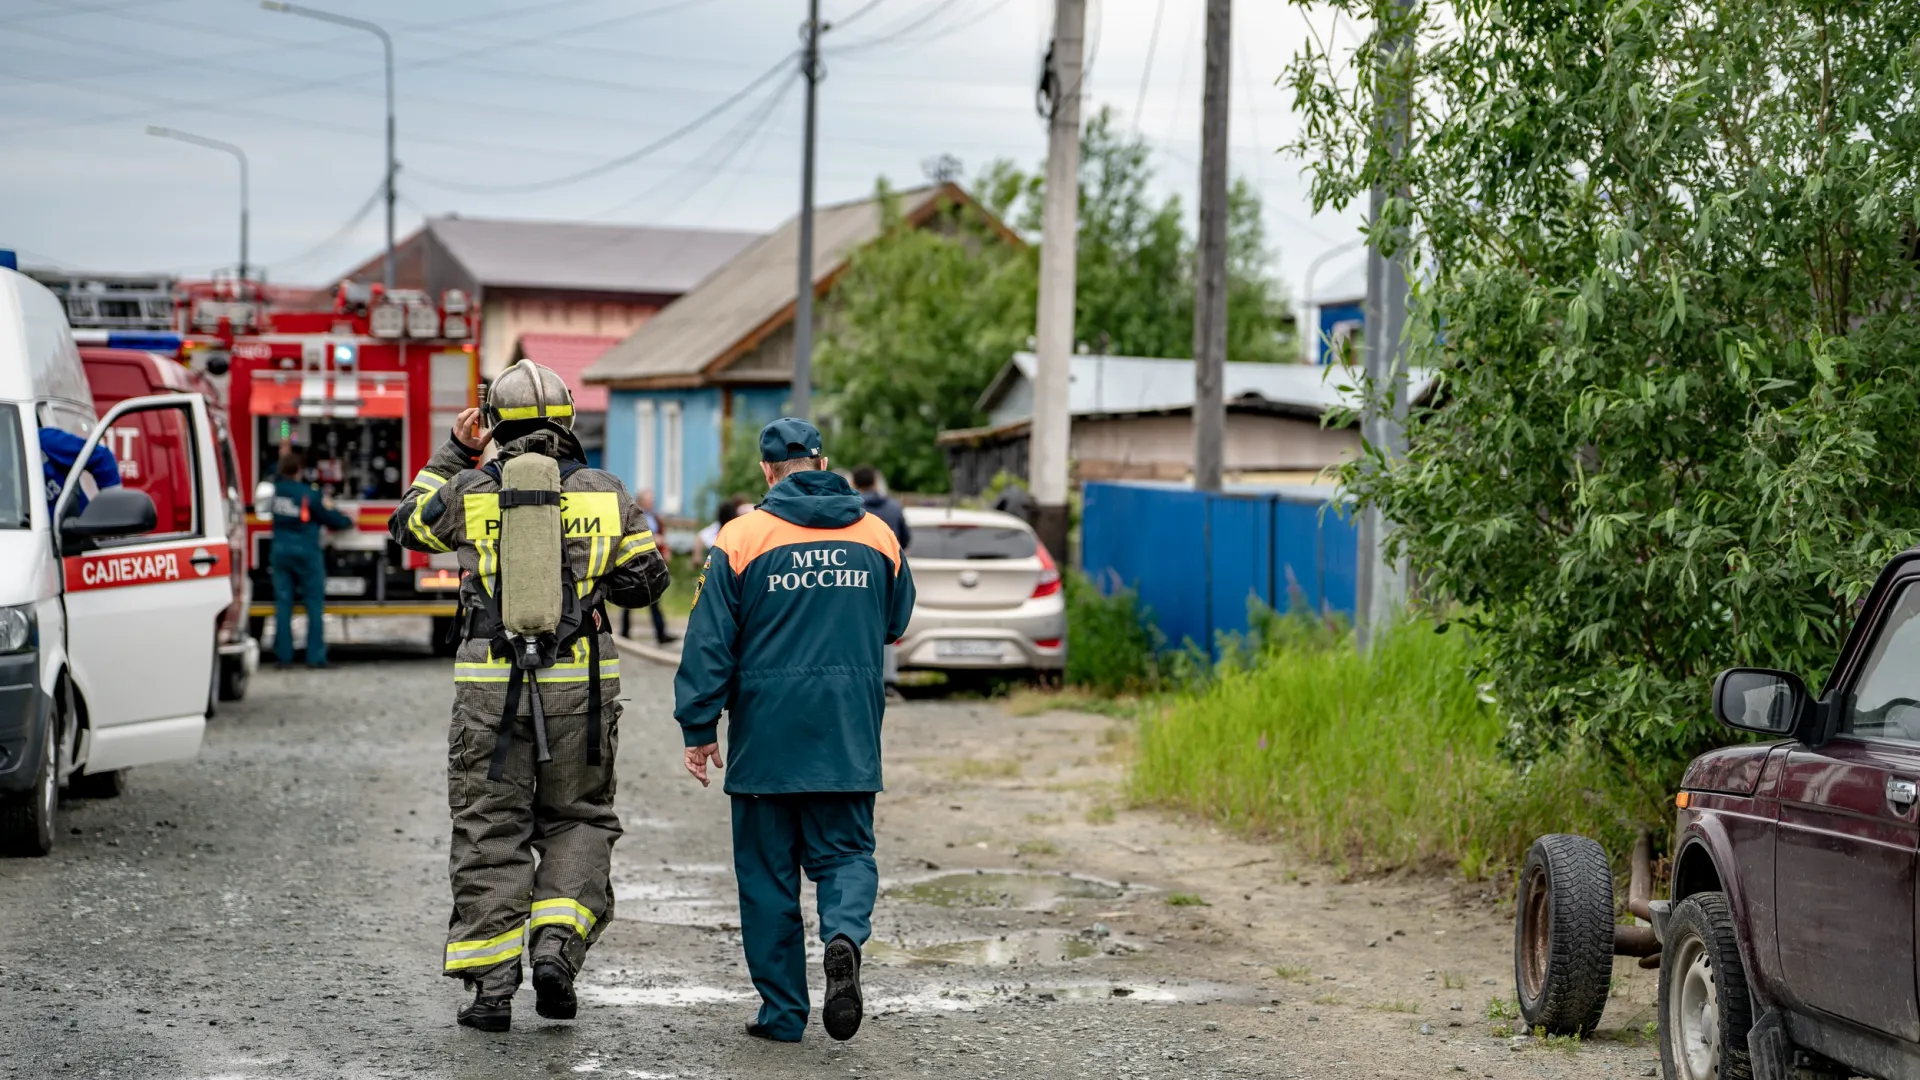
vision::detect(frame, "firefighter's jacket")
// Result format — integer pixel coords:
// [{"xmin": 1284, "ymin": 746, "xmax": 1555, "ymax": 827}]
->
[
  {"xmin": 389, "ymin": 433, "xmax": 670, "ymax": 715},
  {"xmin": 673, "ymin": 470, "xmax": 915, "ymax": 795}
]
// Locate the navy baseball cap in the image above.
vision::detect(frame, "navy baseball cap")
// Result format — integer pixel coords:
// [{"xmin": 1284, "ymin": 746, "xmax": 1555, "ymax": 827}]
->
[{"xmin": 759, "ymin": 417, "xmax": 823, "ymax": 462}]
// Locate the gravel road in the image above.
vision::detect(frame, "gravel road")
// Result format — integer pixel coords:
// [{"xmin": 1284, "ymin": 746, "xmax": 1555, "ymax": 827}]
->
[{"xmin": 0, "ymin": 630, "xmax": 1661, "ymax": 1079}]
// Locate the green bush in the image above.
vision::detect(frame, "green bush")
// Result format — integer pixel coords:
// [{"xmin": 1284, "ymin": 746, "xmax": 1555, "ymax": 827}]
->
[
  {"xmin": 1290, "ymin": 0, "xmax": 1920, "ymax": 802},
  {"xmin": 1064, "ymin": 571, "xmax": 1160, "ymax": 694},
  {"xmin": 1130, "ymin": 617, "xmax": 1653, "ymax": 877}
]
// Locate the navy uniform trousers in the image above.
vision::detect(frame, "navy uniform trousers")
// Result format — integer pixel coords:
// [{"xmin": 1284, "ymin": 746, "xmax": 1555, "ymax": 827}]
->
[{"xmin": 731, "ymin": 792, "xmax": 878, "ymax": 1040}]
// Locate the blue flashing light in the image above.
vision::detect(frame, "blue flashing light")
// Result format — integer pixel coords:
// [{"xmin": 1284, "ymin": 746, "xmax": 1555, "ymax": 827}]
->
[
  {"xmin": 106, "ymin": 332, "xmax": 184, "ymax": 353},
  {"xmin": 0, "ymin": 250, "xmax": 16, "ymax": 271}
]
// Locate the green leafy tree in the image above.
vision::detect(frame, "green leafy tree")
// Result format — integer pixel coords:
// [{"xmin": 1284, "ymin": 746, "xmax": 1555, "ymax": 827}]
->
[
  {"xmin": 815, "ymin": 184, "xmax": 1037, "ymax": 493},
  {"xmin": 984, "ymin": 106, "xmax": 1294, "ymax": 360},
  {"xmin": 1292, "ymin": 0, "xmax": 1920, "ymax": 787}
]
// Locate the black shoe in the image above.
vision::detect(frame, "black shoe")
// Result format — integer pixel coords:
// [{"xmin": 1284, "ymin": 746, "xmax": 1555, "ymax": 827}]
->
[
  {"xmin": 273, "ymin": 661, "xmax": 293, "ymax": 671},
  {"xmin": 457, "ymin": 994, "xmax": 512, "ymax": 1032},
  {"xmin": 655, "ymin": 634, "xmax": 679, "ymax": 645},
  {"xmin": 822, "ymin": 935, "xmax": 863, "ymax": 1041},
  {"xmin": 745, "ymin": 1021, "xmax": 799, "ymax": 1043},
  {"xmin": 532, "ymin": 957, "xmax": 577, "ymax": 1020},
  {"xmin": 305, "ymin": 662, "xmax": 332, "ymax": 670}
]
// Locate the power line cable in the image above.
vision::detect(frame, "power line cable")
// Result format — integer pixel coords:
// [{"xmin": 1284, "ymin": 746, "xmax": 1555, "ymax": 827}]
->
[
  {"xmin": 826, "ymin": 0, "xmax": 966, "ymax": 51},
  {"xmin": 591, "ymin": 70, "xmax": 799, "ymax": 220},
  {"xmin": 0, "ymin": 0, "xmax": 717, "ymax": 137},
  {"xmin": 0, "ymin": 0, "xmax": 174, "ymax": 27},
  {"xmin": 407, "ymin": 50, "xmax": 799, "ymax": 194},
  {"xmin": 831, "ymin": 0, "xmax": 890, "ymax": 29},
  {"xmin": 657, "ymin": 72, "xmax": 801, "ymax": 222},
  {"xmin": 1131, "ymin": 0, "xmax": 1170, "ymax": 131},
  {"xmin": 266, "ymin": 180, "xmax": 386, "ymax": 273},
  {"xmin": 1165, "ymin": 0, "xmax": 1202, "ymax": 148}
]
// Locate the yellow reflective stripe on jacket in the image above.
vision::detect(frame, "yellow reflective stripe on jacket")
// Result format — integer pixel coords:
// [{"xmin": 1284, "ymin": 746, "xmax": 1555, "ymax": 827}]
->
[
  {"xmin": 452, "ymin": 659, "xmax": 621, "ymax": 683},
  {"xmin": 574, "ymin": 535, "xmax": 611, "ymax": 599},
  {"xmin": 614, "ymin": 531, "xmax": 657, "ymax": 566},
  {"xmin": 405, "ymin": 491, "xmax": 452, "ymax": 554},
  {"xmin": 408, "ymin": 469, "xmax": 447, "ymax": 496},
  {"xmin": 529, "ymin": 897, "xmax": 597, "ymax": 939},
  {"xmin": 494, "ymin": 403, "xmax": 575, "ymax": 421},
  {"xmin": 444, "ymin": 925, "xmax": 524, "ymax": 971}
]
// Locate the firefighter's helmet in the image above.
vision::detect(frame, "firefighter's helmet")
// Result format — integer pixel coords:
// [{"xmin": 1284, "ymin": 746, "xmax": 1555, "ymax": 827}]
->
[{"xmin": 484, "ymin": 358, "xmax": 575, "ymax": 431}]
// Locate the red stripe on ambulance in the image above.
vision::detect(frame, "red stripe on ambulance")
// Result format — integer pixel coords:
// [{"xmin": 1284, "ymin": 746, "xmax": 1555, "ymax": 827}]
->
[{"xmin": 63, "ymin": 542, "xmax": 231, "ymax": 592}]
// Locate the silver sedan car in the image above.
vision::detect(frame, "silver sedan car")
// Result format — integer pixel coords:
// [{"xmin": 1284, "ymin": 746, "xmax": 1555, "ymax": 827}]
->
[{"xmin": 896, "ymin": 506, "xmax": 1065, "ymax": 674}]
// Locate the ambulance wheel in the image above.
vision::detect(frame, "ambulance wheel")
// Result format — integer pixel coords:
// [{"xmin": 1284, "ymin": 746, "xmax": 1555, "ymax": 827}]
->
[
  {"xmin": 219, "ymin": 654, "xmax": 250, "ymax": 702},
  {"xmin": 0, "ymin": 704, "xmax": 58, "ymax": 857}
]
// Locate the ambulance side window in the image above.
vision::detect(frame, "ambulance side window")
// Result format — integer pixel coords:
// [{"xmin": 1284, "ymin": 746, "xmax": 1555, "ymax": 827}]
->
[{"xmin": 97, "ymin": 405, "xmax": 202, "ymax": 545}]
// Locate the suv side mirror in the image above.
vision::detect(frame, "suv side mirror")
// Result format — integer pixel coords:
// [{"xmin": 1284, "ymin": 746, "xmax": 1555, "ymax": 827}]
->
[
  {"xmin": 58, "ymin": 486, "xmax": 158, "ymax": 554},
  {"xmin": 1713, "ymin": 667, "xmax": 1810, "ymax": 736}
]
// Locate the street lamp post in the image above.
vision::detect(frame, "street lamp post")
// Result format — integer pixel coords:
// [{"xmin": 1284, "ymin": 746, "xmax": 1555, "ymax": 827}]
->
[
  {"xmin": 260, "ymin": 0, "xmax": 395, "ymax": 290},
  {"xmin": 147, "ymin": 126, "xmax": 250, "ymax": 284}
]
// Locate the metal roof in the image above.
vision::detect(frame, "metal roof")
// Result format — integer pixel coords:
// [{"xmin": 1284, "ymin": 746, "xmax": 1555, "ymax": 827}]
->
[
  {"xmin": 977, "ymin": 352, "xmax": 1436, "ymax": 421},
  {"xmin": 417, "ymin": 217, "xmax": 760, "ymax": 295},
  {"xmin": 583, "ymin": 183, "xmax": 1002, "ymax": 386}
]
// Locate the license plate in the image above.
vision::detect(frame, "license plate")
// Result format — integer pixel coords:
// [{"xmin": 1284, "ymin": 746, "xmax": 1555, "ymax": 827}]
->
[
  {"xmin": 324, "ymin": 577, "xmax": 368, "ymax": 597},
  {"xmin": 937, "ymin": 640, "xmax": 1005, "ymax": 658}
]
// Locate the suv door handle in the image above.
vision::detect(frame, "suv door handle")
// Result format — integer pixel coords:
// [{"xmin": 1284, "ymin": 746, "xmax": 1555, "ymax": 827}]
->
[{"xmin": 1888, "ymin": 778, "xmax": 1917, "ymax": 808}]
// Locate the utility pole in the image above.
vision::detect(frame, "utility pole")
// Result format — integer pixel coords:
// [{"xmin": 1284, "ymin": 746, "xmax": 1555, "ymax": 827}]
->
[
  {"xmin": 1192, "ymin": 0, "xmax": 1230, "ymax": 492},
  {"xmin": 146, "ymin": 126, "xmax": 249, "ymax": 285},
  {"xmin": 790, "ymin": 0, "xmax": 823, "ymax": 420},
  {"xmin": 261, "ymin": 1, "xmax": 395, "ymax": 290},
  {"xmin": 1354, "ymin": 0, "xmax": 1414, "ymax": 651},
  {"xmin": 1029, "ymin": 0, "xmax": 1085, "ymax": 564}
]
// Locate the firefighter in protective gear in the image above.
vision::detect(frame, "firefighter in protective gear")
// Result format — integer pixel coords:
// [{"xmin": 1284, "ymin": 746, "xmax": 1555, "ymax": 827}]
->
[{"xmin": 389, "ymin": 359, "xmax": 670, "ymax": 1032}]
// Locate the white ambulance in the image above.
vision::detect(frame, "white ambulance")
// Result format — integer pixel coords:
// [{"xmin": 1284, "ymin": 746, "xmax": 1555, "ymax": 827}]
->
[{"xmin": 0, "ymin": 267, "xmax": 232, "ymax": 856}]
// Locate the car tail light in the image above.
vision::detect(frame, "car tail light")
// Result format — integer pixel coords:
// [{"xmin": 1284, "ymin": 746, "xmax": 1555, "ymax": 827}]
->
[
  {"xmin": 1033, "ymin": 637, "xmax": 1062, "ymax": 649},
  {"xmin": 1032, "ymin": 540, "xmax": 1062, "ymax": 598}
]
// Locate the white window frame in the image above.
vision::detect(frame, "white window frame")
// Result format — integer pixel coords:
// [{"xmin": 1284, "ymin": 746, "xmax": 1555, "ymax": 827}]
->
[
  {"xmin": 633, "ymin": 398, "xmax": 656, "ymax": 498},
  {"xmin": 661, "ymin": 400, "xmax": 683, "ymax": 515}
]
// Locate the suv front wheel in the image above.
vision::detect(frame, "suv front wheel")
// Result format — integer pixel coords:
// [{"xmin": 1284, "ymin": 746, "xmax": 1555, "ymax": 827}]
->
[{"xmin": 1660, "ymin": 892, "xmax": 1754, "ymax": 1080}]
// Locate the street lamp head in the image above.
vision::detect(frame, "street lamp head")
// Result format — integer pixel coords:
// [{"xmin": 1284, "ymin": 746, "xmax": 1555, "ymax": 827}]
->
[
  {"xmin": 260, "ymin": 1, "xmax": 290, "ymax": 11},
  {"xmin": 145, "ymin": 125, "xmax": 171, "ymax": 138}
]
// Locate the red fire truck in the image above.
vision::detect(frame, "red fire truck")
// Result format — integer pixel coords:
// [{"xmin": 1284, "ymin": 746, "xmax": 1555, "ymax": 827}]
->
[{"xmin": 174, "ymin": 280, "xmax": 479, "ymax": 652}]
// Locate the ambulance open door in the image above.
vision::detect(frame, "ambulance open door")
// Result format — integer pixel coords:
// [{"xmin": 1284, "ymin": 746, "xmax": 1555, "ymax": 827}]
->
[{"xmin": 56, "ymin": 394, "xmax": 232, "ymax": 774}]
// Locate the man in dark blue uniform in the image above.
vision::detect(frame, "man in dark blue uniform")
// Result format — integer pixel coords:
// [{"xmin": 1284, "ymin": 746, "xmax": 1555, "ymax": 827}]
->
[
  {"xmin": 38, "ymin": 427, "xmax": 121, "ymax": 517},
  {"xmin": 674, "ymin": 418, "xmax": 916, "ymax": 1044},
  {"xmin": 266, "ymin": 452, "xmax": 352, "ymax": 669}
]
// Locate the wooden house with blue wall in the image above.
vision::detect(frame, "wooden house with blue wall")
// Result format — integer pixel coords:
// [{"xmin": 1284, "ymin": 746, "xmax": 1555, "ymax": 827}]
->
[{"xmin": 581, "ymin": 181, "xmax": 1018, "ymax": 523}]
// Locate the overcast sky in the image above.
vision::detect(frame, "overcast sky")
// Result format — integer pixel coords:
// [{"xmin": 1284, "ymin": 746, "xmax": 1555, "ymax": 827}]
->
[{"xmin": 0, "ymin": 0, "xmax": 1372, "ymax": 310}]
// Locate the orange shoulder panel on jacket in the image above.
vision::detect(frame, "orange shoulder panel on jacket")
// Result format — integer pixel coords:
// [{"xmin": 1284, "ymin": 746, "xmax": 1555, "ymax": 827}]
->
[{"xmin": 719, "ymin": 509, "xmax": 901, "ymax": 572}]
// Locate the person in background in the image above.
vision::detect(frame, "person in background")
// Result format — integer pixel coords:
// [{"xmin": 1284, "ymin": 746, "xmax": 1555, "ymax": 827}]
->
[
  {"xmin": 694, "ymin": 494, "xmax": 748, "ymax": 564},
  {"xmin": 266, "ymin": 451, "xmax": 352, "ymax": 670},
  {"xmin": 38, "ymin": 426, "xmax": 120, "ymax": 517},
  {"xmin": 851, "ymin": 467, "xmax": 910, "ymax": 697},
  {"xmin": 622, "ymin": 489, "xmax": 678, "ymax": 646}
]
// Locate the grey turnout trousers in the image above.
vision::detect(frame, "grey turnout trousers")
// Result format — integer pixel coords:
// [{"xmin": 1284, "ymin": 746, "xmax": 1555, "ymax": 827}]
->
[
  {"xmin": 389, "ymin": 432, "xmax": 671, "ymax": 989},
  {"xmin": 444, "ymin": 674, "xmax": 622, "ymax": 987}
]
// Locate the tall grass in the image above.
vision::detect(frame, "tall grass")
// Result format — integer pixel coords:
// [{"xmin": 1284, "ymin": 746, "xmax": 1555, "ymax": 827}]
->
[{"xmin": 1129, "ymin": 616, "xmax": 1648, "ymax": 877}]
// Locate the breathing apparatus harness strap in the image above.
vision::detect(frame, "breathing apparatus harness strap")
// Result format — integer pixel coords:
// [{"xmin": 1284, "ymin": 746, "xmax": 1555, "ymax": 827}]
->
[{"xmin": 469, "ymin": 456, "xmax": 607, "ymax": 780}]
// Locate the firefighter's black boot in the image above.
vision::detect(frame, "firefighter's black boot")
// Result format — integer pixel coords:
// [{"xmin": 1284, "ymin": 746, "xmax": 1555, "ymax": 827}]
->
[
  {"xmin": 530, "ymin": 926, "xmax": 578, "ymax": 1021},
  {"xmin": 821, "ymin": 935, "xmax": 863, "ymax": 1041},
  {"xmin": 457, "ymin": 961, "xmax": 518, "ymax": 1032}
]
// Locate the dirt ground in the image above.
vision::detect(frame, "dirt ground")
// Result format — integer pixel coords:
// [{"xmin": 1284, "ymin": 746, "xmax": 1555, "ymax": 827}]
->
[{"xmin": 0, "ymin": 621, "xmax": 1662, "ymax": 1079}]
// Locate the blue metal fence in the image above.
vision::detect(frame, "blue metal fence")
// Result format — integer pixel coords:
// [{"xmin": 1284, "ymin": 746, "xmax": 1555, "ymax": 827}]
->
[{"xmin": 1080, "ymin": 481, "xmax": 1356, "ymax": 653}]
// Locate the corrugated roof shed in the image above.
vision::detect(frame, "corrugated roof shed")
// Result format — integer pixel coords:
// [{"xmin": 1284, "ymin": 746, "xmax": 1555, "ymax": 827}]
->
[
  {"xmin": 583, "ymin": 183, "xmax": 1005, "ymax": 387},
  {"xmin": 513, "ymin": 333, "xmax": 624, "ymax": 412},
  {"xmin": 978, "ymin": 353, "xmax": 1436, "ymax": 423}
]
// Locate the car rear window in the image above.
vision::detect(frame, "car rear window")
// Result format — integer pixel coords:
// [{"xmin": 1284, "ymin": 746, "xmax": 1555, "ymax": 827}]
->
[{"xmin": 911, "ymin": 523, "xmax": 1037, "ymax": 560}]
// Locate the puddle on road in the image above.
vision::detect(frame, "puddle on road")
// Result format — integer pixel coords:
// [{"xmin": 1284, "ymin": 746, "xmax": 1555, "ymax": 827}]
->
[
  {"xmin": 866, "ymin": 929, "xmax": 1131, "ymax": 968},
  {"xmin": 883, "ymin": 869, "xmax": 1145, "ymax": 911},
  {"xmin": 577, "ymin": 984, "xmax": 753, "ymax": 1007}
]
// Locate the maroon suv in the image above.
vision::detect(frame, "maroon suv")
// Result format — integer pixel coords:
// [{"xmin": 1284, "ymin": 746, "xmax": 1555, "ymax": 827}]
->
[{"xmin": 1517, "ymin": 549, "xmax": 1920, "ymax": 1080}]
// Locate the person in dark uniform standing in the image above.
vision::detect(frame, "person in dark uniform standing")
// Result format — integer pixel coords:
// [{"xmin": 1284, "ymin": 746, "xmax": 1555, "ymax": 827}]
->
[
  {"xmin": 266, "ymin": 451, "xmax": 352, "ymax": 669},
  {"xmin": 675, "ymin": 418, "xmax": 916, "ymax": 1044}
]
